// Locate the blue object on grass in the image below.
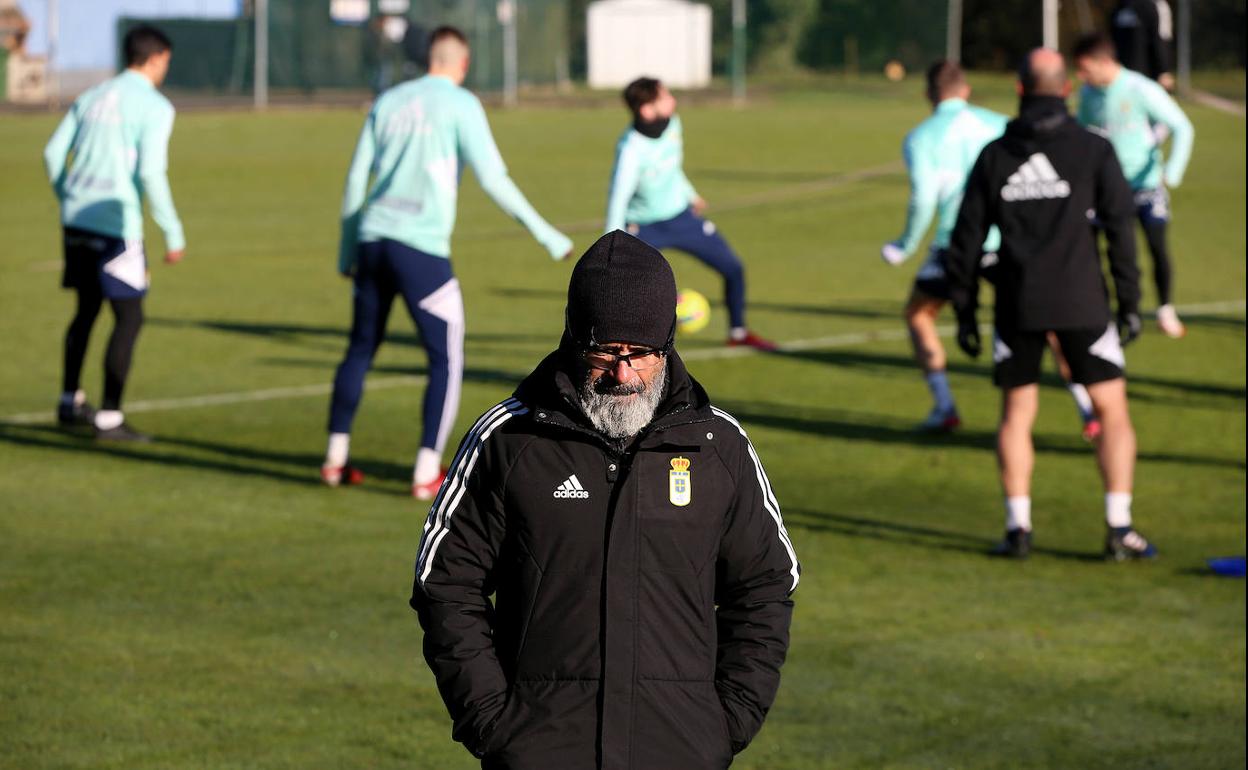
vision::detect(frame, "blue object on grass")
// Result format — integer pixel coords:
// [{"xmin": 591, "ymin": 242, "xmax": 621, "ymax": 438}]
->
[{"xmin": 1206, "ymin": 556, "xmax": 1246, "ymax": 577}]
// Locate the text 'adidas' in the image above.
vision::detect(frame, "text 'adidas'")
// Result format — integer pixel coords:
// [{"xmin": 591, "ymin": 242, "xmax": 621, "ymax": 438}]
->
[{"xmin": 553, "ymin": 474, "xmax": 590, "ymax": 499}]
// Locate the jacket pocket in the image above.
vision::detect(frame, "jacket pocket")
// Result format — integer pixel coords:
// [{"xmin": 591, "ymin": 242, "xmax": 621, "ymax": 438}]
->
[
  {"xmin": 482, "ymin": 680, "xmax": 599, "ymax": 768},
  {"xmin": 634, "ymin": 679, "xmax": 732, "ymax": 769}
]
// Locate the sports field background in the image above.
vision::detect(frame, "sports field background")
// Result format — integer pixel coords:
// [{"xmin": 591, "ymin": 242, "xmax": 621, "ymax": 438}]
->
[{"xmin": 1, "ymin": 75, "xmax": 1244, "ymax": 768}]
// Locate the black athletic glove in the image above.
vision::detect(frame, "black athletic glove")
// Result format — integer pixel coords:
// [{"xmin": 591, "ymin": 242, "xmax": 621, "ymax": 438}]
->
[
  {"xmin": 1117, "ymin": 308, "xmax": 1142, "ymax": 346},
  {"xmin": 957, "ymin": 314, "xmax": 982, "ymax": 358}
]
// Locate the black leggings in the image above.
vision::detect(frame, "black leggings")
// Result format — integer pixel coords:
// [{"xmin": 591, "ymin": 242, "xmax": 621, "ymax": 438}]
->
[
  {"xmin": 63, "ymin": 284, "xmax": 144, "ymax": 410},
  {"xmin": 1141, "ymin": 219, "xmax": 1173, "ymax": 306}
]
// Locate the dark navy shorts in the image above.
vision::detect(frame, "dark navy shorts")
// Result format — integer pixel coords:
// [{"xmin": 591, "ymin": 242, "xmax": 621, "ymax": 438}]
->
[
  {"xmin": 62, "ymin": 227, "xmax": 148, "ymax": 300},
  {"xmin": 1134, "ymin": 187, "xmax": 1170, "ymax": 226},
  {"xmin": 911, "ymin": 248, "xmax": 1000, "ymax": 300}
]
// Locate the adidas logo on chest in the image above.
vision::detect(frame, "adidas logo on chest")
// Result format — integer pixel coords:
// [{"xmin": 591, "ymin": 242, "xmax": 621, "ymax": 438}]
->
[
  {"xmin": 1001, "ymin": 152, "xmax": 1071, "ymax": 201},
  {"xmin": 553, "ymin": 474, "xmax": 590, "ymax": 499}
]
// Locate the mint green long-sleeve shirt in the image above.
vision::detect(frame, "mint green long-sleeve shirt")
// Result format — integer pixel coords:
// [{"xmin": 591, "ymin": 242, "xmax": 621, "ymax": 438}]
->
[
  {"xmin": 1077, "ymin": 67, "xmax": 1194, "ymax": 190},
  {"xmin": 339, "ymin": 75, "xmax": 571, "ymax": 272},
  {"xmin": 43, "ymin": 70, "xmax": 184, "ymax": 251},
  {"xmin": 604, "ymin": 115, "xmax": 699, "ymax": 233},
  {"xmin": 893, "ymin": 98, "xmax": 1007, "ymax": 255}
]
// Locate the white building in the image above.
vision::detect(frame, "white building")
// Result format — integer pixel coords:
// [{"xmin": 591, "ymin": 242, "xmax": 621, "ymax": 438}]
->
[{"xmin": 587, "ymin": 0, "xmax": 711, "ymax": 90}]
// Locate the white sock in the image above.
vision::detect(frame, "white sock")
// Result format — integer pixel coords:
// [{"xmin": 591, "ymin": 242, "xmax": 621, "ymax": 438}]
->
[
  {"xmin": 1106, "ymin": 492, "xmax": 1133, "ymax": 529},
  {"xmin": 925, "ymin": 371, "xmax": 955, "ymax": 413},
  {"xmin": 1067, "ymin": 383, "xmax": 1094, "ymax": 423},
  {"xmin": 729, "ymin": 327, "xmax": 747, "ymax": 341},
  {"xmin": 60, "ymin": 390, "xmax": 85, "ymax": 407},
  {"xmin": 414, "ymin": 448, "xmax": 442, "ymax": 485},
  {"xmin": 325, "ymin": 433, "xmax": 350, "ymax": 468},
  {"xmin": 94, "ymin": 410, "xmax": 123, "ymax": 431},
  {"xmin": 1005, "ymin": 496, "xmax": 1032, "ymax": 532}
]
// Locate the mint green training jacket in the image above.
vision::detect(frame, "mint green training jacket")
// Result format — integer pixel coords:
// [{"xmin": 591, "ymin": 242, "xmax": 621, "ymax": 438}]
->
[
  {"xmin": 1077, "ymin": 67, "xmax": 1194, "ymax": 191},
  {"xmin": 604, "ymin": 115, "xmax": 699, "ymax": 233},
  {"xmin": 43, "ymin": 69, "xmax": 184, "ymax": 251},
  {"xmin": 339, "ymin": 75, "xmax": 571, "ymax": 271},
  {"xmin": 893, "ymin": 98, "xmax": 1008, "ymax": 256}
]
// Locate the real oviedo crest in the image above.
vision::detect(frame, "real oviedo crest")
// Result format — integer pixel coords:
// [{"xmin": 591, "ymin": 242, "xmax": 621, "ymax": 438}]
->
[{"xmin": 669, "ymin": 456, "xmax": 691, "ymax": 507}]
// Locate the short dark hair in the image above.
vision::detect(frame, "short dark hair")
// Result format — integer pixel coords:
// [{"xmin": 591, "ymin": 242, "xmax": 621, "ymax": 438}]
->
[
  {"xmin": 124, "ymin": 25, "xmax": 172, "ymax": 67},
  {"xmin": 623, "ymin": 77, "xmax": 662, "ymax": 115},
  {"xmin": 1073, "ymin": 32, "xmax": 1117, "ymax": 62},
  {"xmin": 428, "ymin": 25, "xmax": 468, "ymax": 49},
  {"xmin": 925, "ymin": 60, "xmax": 966, "ymax": 104}
]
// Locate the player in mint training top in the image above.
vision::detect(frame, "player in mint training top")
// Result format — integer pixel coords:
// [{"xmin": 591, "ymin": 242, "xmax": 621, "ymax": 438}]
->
[
  {"xmin": 1075, "ymin": 32, "xmax": 1194, "ymax": 338},
  {"xmin": 324, "ymin": 25, "xmax": 573, "ymax": 499},
  {"xmin": 43, "ymin": 25, "xmax": 185, "ymax": 442},
  {"xmin": 880, "ymin": 61, "xmax": 1008, "ymax": 432},
  {"xmin": 605, "ymin": 77, "xmax": 776, "ymax": 351}
]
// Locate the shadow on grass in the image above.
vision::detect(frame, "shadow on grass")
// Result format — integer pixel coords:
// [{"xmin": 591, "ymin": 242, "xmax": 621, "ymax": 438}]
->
[
  {"xmin": 254, "ymin": 358, "xmax": 530, "ymax": 387},
  {"xmin": 490, "ymin": 286, "xmax": 899, "ymax": 321},
  {"xmin": 148, "ymin": 317, "xmax": 552, "ymax": 351},
  {"xmin": 0, "ymin": 423, "xmax": 412, "ymax": 494},
  {"xmin": 784, "ymin": 507, "xmax": 1103, "ymax": 562},
  {"xmin": 715, "ymin": 400, "xmax": 1246, "ymax": 471},
  {"xmin": 780, "ymin": 346, "xmax": 1247, "ymax": 411},
  {"xmin": 1182, "ymin": 313, "xmax": 1245, "ymax": 330}
]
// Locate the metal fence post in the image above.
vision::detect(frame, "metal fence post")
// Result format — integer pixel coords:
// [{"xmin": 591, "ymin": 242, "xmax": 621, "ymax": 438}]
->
[
  {"xmin": 731, "ymin": 0, "xmax": 746, "ymax": 107},
  {"xmin": 946, "ymin": 0, "xmax": 962, "ymax": 63},
  {"xmin": 255, "ymin": 0, "xmax": 268, "ymax": 109}
]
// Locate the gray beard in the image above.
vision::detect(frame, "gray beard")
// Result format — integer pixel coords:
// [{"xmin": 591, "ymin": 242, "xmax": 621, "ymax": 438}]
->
[{"xmin": 577, "ymin": 362, "xmax": 668, "ymax": 440}]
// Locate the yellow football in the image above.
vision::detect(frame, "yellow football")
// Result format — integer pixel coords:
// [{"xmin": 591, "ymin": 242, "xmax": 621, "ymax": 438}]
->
[{"xmin": 675, "ymin": 289, "xmax": 711, "ymax": 335}]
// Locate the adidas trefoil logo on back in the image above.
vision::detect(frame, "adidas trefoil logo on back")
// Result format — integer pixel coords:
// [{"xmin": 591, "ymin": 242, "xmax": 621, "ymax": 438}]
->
[
  {"xmin": 553, "ymin": 474, "xmax": 590, "ymax": 499},
  {"xmin": 1001, "ymin": 152, "xmax": 1071, "ymax": 201}
]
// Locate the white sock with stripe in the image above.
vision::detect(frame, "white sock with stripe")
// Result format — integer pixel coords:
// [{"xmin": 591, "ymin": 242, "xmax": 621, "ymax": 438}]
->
[
  {"xmin": 414, "ymin": 448, "xmax": 442, "ymax": 486},
  {"xmin": 60, "ymin": 390, "xmax": 86, "ymax": 407}
]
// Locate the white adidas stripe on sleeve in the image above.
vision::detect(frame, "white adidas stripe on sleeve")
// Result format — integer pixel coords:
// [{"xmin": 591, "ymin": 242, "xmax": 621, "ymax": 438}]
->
[
  {"xmin": 416, "ymin": 398, "xmax": 527, "ymax": 586},
  {"xmin": 710, "ymin": 406, "xmax": 800, "ymax": 593}
]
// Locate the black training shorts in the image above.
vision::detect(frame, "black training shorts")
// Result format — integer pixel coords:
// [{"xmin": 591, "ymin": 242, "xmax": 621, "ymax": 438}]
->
[{"xmin": 993, "ymin": 323, "xmax": 1125, "ymax": 389}]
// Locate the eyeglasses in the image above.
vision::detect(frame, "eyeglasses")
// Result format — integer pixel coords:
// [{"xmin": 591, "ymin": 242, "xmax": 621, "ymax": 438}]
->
[{"xmin": 583, "ymin": 346, "xmax": 666, "ymax": 372}]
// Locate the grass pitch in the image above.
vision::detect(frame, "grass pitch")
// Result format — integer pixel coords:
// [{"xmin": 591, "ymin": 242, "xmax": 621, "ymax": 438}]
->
[{"xmin": 0, "ymin": 76, "xmax": 1244, "ymax": 769}]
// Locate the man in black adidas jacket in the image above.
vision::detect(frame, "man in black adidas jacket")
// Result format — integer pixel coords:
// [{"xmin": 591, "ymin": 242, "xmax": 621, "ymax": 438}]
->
[
  {"xmin": 410, "ymin": 231, "xmax": 799, "ymax": 769},
  {"xmin": 946, "ymin": 48, "xmax": 1157, "ymax": 561}
]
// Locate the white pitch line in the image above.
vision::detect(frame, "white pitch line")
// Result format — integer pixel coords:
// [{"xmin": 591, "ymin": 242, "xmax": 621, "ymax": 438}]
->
[
  {"xmin": 1189, "ymin": 89, "xmax": 1247, "ymax": 118},
  {"xmin": 2, "ymin": 300, "xmax": 1242, "ymax": 425},
  {"xmin": 1, "ymin": 376, "xmax": 426, "ymax": 426}
]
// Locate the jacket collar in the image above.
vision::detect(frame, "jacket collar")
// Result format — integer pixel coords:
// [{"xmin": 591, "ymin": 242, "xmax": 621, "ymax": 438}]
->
[{"xmin": 1004, "ymin": 95, "xmax": 1077, "ymax": 149}]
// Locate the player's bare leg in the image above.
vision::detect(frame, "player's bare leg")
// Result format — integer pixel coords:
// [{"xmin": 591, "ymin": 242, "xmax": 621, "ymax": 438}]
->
[
  {"xmin": 998, "ymin": 384, "xmax": 1039, "ymax": 498},
  {"xmin": 992, "ymin": 384, "xmax": 1038, "ymax": 557},
  {"xmin": 1088, "ymin": 378, "xmax": 1134, "ymax": 493},
  {"xmin": 1086, "ymin": 377, "xmax": 1154, "ymax": 559},
  {"xmin": 906, "ymin": 289, "xmax": 959, "ymax": 431}
]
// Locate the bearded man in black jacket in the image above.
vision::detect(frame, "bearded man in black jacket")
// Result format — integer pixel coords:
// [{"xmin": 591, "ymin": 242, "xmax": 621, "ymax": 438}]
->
[
  {"xmin": 946, "ymin": 48, "xmax": 1157, "ymax": 562},
  {"xmin": 410, "ymin": 230, "xmax": 799, "ymax": 770}
]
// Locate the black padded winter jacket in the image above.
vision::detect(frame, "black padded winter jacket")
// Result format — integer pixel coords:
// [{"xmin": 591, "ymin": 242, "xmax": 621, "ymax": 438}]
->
[{"xmin": 410, "ymin": 344, "xmax": 799, "ymax": 770}]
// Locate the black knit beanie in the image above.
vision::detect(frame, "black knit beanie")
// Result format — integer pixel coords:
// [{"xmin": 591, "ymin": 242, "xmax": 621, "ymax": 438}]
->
[{"xmin": 565, "ymin": 230, "xmax": 677, "ymax": 350}]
